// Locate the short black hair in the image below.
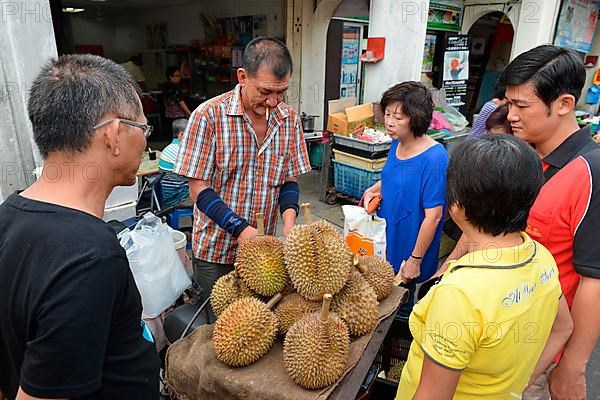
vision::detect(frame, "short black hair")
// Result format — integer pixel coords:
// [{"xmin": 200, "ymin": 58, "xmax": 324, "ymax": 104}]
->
[
  {"xmin": 485, "ymin": 105, "xmax": 511, "ymax": 134},
  {"xmin": 28, "ymin": 54, "xmax": 142, "ymax": 158},
  {"xmin": 166, "ymin": 66, "xmax": 179, "ymax": 80},
  {"xmin": 493, "ymin": 83, "xmax": 506, "ymax": 100},
  {"xmin": 172, "ymin": 118, "xmax": 188, "ymax": 137},
  {"xmin": 242, "ymin": 37, "xmax": 293, "ymax": 79},
  {"xmin": 498, "ymin": 44, "xmax": 585, "ymax": 107},
  {"xmin": 447, "ymin": 134, "xmax": 543, "ymax": 236},
  {"xmin": 380, "ymin": 81, "xmax": 433, "ymax": 137}
]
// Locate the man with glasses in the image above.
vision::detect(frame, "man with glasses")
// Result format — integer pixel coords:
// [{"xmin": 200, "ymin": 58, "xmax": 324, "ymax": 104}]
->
[
  {"xmin": 174, "ymin": 37, "xmax": 311, "ymax": 320},
  {"xmin": 0, "ymin": 54, "xmax": 160, "ymax": 399}
]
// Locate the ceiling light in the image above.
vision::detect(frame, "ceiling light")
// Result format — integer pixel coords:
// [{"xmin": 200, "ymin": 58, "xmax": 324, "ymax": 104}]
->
[{"xmin": 62, "ymin": 7, "xmax": 85, "ymax": 13}]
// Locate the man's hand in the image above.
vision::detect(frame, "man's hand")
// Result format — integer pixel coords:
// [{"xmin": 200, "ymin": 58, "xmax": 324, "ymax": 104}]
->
[
  {"xmin": 401, "ymin": 257, "xmax": 421, "ymax": 282},
  {"xmin": 237, "ymin": 226, "xmax": 258, "ymax": 243},
  {"xmin": 548, "ymin": 361, "xmax": 586, "ymax": 400},
  {"xmin": 281, "ymin": 208, "xmax": 297, "ymax": 237},
  {"xmin": 283, "ymin": 222, "xmax": 294, "ymax": 237}
]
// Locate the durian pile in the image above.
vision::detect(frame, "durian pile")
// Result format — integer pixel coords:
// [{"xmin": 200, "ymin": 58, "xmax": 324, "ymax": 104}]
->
[{"xmin": 210, "ymin": 205, "xmax": 397, "ymax": 390}]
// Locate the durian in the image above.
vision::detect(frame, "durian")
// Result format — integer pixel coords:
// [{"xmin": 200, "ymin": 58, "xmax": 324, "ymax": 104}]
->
[
  {"xmin": 283, "ymin": 294, "xmax": 350, "ymax": 390},
  {"xmin": 210, "ymin": 271, "xmax": 258, "ymax": 317},
  {"xmin": 235, "ymin": 213, "xmax": 288, "ymax": 296},
  {"xmin": 331, "ymin": 271, "xmax": 378, "ymax": 336},
  {"xmin": 284, "ymin": 203, "xmax": 352, "ymax": 301},
  {"xmin": 387, "ymin": 361, "xmax": 406, "ymax": 382},
  {"xmin": 274, "ymin": 293, "xmax": 320, "ymax": 335},
  {"xmin": 354, "ymin": 255, "xmax": 395, "ymax": 301},
  {"xmin": 212, "ymin": 294, "xmax": 282, "ymax": 367}
]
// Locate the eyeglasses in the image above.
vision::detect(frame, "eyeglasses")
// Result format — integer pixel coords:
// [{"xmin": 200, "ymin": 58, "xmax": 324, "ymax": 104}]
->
[{"xmin": 93, "ymin": 118, "xmax": 153, "ymax": 138}]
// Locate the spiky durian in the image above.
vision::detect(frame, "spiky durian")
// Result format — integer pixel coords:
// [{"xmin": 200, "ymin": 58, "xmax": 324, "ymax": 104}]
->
[
  {"xmin": 283, "ymin": 294, "xmax": 350, "ymax": 389},
  {"xmin": 274, "ymin": 293, "xmax": 320, "ymax": 335},
  {"xmin": 212, "ymin": 294, "xmax": 282, "ymax": 367},
  {"xmin": 284, "ymin": 204, "xmax": 352, "ymax": 301},
  {"xmin": 235, "ymin": 213, "xmax": 288, "ymax": 296},
  {"xmin": 355, "ymin": 255, "xmax": 395, "ymax": 301},
  {"xmin": 210, "ymin": 271, "xmax": 259, "ymax": 317},
  {"xmin": 387, "ymin": 361, "xmax": 406, "ymax": 382},
  {"xmin": 331, "ymin": 271, "xmax": 378, "ymax": 336}
]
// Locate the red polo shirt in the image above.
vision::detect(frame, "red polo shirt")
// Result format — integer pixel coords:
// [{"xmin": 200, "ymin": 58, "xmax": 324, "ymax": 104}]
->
[{"xmin": 526, "ymin": 127, "xmax": 600, "ymax": 307}]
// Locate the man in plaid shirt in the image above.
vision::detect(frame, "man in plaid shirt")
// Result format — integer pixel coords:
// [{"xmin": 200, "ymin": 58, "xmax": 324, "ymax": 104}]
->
[{"xmin": 174, "ymin": 37, "xmax": 311, "ymax": 319}]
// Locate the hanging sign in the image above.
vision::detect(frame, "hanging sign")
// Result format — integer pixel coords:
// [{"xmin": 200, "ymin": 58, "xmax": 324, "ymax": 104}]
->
[{"xmin": 443, "ymin": 35, "xmax": 469, "ymax": 106}]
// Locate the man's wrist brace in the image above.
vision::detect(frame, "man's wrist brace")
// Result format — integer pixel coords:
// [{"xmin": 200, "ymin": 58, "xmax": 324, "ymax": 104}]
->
[
  {"xmin": 278, "ymin": 181, "xmax": 300, "ymax": 216},
  {"xmin": 196, "ymin": 188, "xmax": 249, "ymax": 237}
]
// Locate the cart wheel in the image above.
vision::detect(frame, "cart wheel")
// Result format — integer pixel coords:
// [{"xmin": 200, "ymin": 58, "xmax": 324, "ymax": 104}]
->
[{"xmin": 325, "ymin": 192, "xmax": 337, "ymax": 205}]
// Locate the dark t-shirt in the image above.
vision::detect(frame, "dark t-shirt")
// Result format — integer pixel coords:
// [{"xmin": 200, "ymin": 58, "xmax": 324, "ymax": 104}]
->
[{"xmin": 0, "ymin": 193, "xmax": 160, "ymax": 399}]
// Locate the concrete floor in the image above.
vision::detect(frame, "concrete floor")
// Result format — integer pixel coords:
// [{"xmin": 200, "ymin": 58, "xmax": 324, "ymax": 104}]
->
[
  {"xmin": 274, "ymin": 169, "xmax": 345, "ymax": 235},
  {"xmin": 291, "ymin": 170, "xmax": 600, "ymax": 399}
]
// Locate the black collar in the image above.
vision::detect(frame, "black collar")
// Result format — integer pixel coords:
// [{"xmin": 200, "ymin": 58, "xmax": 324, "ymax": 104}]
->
[{"xmin": 544, "ymin": 126, "xmax": 592, "ymax": 169}]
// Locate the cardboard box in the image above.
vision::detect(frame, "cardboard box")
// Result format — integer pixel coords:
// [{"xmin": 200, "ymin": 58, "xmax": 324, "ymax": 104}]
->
[{"xmin": 327, "ymin": 98, "xmax": 375, "ymax": 136}]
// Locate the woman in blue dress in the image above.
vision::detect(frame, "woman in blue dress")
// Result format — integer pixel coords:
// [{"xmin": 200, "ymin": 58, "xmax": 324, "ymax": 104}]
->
[{"xmin": 363, "ymin": 82, "xmax": 449, "ymax": 316}]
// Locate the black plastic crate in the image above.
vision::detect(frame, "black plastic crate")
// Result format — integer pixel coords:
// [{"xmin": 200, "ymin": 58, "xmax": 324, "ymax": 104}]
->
[
  {"xmin": 332, "ymin": 143, "xmax": 390, "ymax": 160},
  {"xmin": 358, "ymin": 316, "xmax": 413, "ymax": 399}
]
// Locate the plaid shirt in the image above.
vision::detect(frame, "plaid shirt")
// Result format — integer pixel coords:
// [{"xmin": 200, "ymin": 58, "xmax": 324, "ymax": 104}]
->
[{"xmin": 174, "ymin": 85, "xmax": 311, "ymax": 264}]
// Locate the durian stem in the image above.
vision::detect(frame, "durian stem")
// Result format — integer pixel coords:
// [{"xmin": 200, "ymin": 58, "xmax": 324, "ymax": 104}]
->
[
  {"xmin": 393, "ymin": 260, "xmax": 406, "ymax": 286},
  {"xmin": 355, "ymin": 260, "xmax": 368, "ymax": 274},
  {"xmin": 266, "ymin": 293, "xmax": 283, "ymax": 309},
  {"xmin": 320, "ymin": 294, "xmax": 332, "ymax": 322},
  {"xmin": 256, "ymin": 212, "xmax": 265, "ymax": 236},
  {"xmin": 300, "ymin": 203, "xmax": 313, "ymax": 224}
]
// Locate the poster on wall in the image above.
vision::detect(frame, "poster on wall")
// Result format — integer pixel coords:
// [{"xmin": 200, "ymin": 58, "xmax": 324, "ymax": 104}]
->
[
  {"xmin": 340, "ymin": 25, "xmax": 361, "ymax": 99},
  {"xmin": 443, "ymin": 35, "xmax": 469, "ymax": 106},
  {"xmin": 554, "ymin": 0, "xmax": 600, "ymax": 54}
]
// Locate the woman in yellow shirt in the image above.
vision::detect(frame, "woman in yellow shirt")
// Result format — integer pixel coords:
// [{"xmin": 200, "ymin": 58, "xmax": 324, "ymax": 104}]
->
[{"xmin": 397, "ymin": 134, "xmax": 573, "ymax": 400}]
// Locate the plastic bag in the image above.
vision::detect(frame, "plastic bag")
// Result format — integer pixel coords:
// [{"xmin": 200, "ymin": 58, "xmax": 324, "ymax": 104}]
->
[
  {"xmin": 429, "ymin": 110, "xmax": 452, "ymax": 131},
  {"xmin": 342, "ymin": 205, "xmax": 387, "ymax": 259},
  {"xmin": 118, "ymin": 213, "xmax": 191, "ymax": 318},
  {"xmin": 439, "ymin": 105, "xmax": 468, "ymax": 132}
]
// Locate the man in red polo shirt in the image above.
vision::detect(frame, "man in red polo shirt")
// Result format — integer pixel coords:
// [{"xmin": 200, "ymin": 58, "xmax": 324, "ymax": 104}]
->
[{"xmin": 499, "ymin": 45, "xmax": 600, "ymax": 399}]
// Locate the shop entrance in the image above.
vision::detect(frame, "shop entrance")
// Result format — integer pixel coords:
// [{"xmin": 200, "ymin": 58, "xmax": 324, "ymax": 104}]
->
[
  {"xmin": 466, "ymin": 11, "xmax": 514, "ymax": 121},
  {"xmin": 57, "ymin": 0, "xmax": 286, "ymax": 141},
  {"xmin": 323, "ymin": 0, "xmax": 370, "ymax": 127}
]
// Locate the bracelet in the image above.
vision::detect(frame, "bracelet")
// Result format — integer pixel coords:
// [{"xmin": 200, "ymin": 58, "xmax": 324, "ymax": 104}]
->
[{"xmin": 410, "ymin": 254, "xmax": 423, "ymax": 260}]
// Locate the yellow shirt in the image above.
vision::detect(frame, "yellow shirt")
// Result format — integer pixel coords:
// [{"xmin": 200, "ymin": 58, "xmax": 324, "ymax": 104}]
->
[{"xmin": 397, "ymin": 233, "xmax": 561, "ymax": 400}]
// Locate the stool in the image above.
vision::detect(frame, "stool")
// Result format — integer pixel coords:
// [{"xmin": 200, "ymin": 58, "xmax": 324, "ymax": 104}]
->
[{"xmin": 165, "ymin": 207, "xmax": 194, "ymax": 250}]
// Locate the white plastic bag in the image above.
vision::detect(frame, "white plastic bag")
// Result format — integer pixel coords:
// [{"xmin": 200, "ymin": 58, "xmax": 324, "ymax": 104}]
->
[
  {"xmin": 342, "ymin": 205, "xmax": 387, "ymax": 259},
  {"xmin": 440, "ymin": 104, "xmax": 468, "ymax": 132},
  {"xmin": 118, "ymin": 213, "xmax": 191, "ymax": 318}
]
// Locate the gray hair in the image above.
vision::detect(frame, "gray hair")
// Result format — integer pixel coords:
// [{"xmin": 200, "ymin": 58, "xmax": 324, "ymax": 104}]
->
[
  {"xmin": 242, "ymin": 37, "xmax": 293, "ymax": 79},
  {"xmin": 172, "ymin": 118, "xmax": 188, "ymax": 137},
  {"xmin": 28, "ymin": 54, "xmax": 142, "ymax": 158}
]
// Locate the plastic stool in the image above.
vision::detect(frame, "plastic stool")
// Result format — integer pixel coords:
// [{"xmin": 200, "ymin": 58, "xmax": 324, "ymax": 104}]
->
[{"xmin": 165, "ymin": 207, "xmax": 193, "ymax": 249}]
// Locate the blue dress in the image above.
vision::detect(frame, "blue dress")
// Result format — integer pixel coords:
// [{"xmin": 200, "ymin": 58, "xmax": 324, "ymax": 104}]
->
[{"xmin": 377, "ymin": 140, "xmax": 448, "ymax": 283}]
